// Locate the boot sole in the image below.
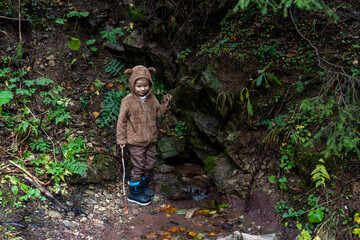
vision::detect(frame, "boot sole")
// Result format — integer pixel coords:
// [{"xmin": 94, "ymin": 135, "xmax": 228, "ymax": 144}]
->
[{"xmin": 127, "ymin": 197, "xmax": 151, "ymax": 206}]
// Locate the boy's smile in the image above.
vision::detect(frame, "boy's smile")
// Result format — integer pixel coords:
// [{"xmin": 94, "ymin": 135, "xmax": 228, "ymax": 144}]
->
[{"xmin": 134, "ymin": 79, "xmax": 150, "ymax": 97}]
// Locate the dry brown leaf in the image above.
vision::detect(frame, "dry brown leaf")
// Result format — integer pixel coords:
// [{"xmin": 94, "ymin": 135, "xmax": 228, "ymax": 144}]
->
[
  {"xmin": 108, "ymin": 83, "xmax": 114, "ymax": 88},
  {"xmin": 185, "ymin": 208, "xmax": 198, "ymax": 219},
  {"xmin": 92, "ymin": 112, "xmax": 100, "ymax": 118}
]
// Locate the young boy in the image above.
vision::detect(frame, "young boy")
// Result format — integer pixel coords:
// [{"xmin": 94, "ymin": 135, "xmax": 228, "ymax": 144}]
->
[{"xmin": 116, "ymin": 65, "xmax": 172, "ymax": 206}]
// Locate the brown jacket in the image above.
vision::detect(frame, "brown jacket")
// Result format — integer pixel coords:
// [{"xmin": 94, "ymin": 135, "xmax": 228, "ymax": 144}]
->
[{"xmin": 116, "ymin": 65, "xmax": 169, "ymax": 147}]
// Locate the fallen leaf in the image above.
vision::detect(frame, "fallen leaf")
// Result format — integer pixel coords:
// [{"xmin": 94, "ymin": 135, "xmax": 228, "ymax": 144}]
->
[
  {"xmin": 188, "ymin": 231, "xmax": 196, "ymax": 237},
  {"xmin": 92, "ymin": 112, "xmax": 100, "ymax": 118},
  {"xmin": 159, "ymin": 129, "xmax": 167, "ymax": 134},
  {"xmin": 147, "ymin": 232, "xmax": 157, "ymax": 238},
  {"xmin": 162, "ymin": 205, "xmax": 178, "ymax": 214},
  {"xmin": 108, "ymin": 83, "xmax": 114, "ymax": 88},
  {"xmin": 95, "ymin": 90, "xmax": 99, "ymax": 95},
  {"xmin": 175, "ymin": 209, "xmax": 187, "ymax": 215},
  {"xmin": 185, "ymin": 208, "xmax": 198, "ymax": 219},
  {"xmin": 118, "ymin": 85, "xmax": 125, "ymax": 90},
  {"xmin": 90, "ymin": 85, "xmax": 96, "ymax": 92},
  {"xmin": 66, "ymin": 82, "xmax": 71, "ymax": 87},
  {"xmin": 210, "ymin": 232, "xmax": 216, "ymax": 236},
  {"xmin": 166, "ymin": 214, "xmax": 171, "ymax": 217},
  {"xmin": 169, "ymin": 227, "xmax": 179, "ymax": 232},
  {"xmin": 9, "ymin": 133, "xmax": 15, "ymax": 138}
]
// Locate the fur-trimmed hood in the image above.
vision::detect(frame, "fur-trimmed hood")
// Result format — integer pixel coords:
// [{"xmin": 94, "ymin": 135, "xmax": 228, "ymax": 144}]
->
[{"xmin": 124, "ymin": 65, "xmax": 156, "ymax": 97}]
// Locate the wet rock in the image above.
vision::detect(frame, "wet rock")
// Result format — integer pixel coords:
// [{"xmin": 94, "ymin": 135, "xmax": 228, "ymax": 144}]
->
[
  {"xmin": 208, "ymin": 156, "xmax": 245, "ymax": 196},
  {"xmin": 153, "ymin": 172, "xmax": 190, "ymax": 200},
  {"xmin": 216, "ymin": 231, "xmax": 242, "ymax": 240},
  {"xmin": 199, "ymin": 69, "xmax": 221, "ymax": 94},
  {"xmin": 157, "ymin": 136, "xmax": 180, "ymax": 160},
  {"xmin": 103, "ymin": 41, "xmax": 125, "ymax": 55},
  {"xmin": 193, "ymin": 112, "xmax": 219, "ymax": 139},
  {"xmin": 63, "ymin": 220, "xmax": 76, "ymax": 228},
  {"xmin": 87, "ymin": 10, "xmax": 109, "ymax": 33},
  {"xmin": 242, "ymin": 233, "xmax": 279, "ymax": 240},
  {"xmin": 123, "ymin": 29, "xmax": 147, "ymax": 63},
  {"xmin": 158, "ymin": 164, "xmax": 175, "ymax": 173}
]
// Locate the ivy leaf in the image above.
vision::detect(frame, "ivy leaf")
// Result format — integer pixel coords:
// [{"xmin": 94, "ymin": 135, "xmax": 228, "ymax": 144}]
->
[
  {"xmin": 67, "ymin": 37, "xmax": 81, "ymax": 51},
  {"xmin": 308, "ymin": 209, "xmax": 324, "ymax": 223},
  {"xmin": 55, "ymin": 18, "xmax": 67, "ymax": 24},
  {"xmin": 268, "ymin": 175, "xmax": 276, "ymax": 183},
  {"xmin": 0, "ymin": 90, "xmax": 13, "ymax": 105},
  {"xmin": 12, "ymin": 185, "xmax": 19, "ymax": 195}
]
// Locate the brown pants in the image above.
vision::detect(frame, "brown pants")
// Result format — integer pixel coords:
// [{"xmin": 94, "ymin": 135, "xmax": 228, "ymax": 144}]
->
[{"xmin": 127, "ymin": 144, "xmax": 157, "ymax": 182}]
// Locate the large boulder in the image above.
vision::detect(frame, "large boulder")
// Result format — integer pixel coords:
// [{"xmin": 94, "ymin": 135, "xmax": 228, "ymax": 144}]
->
[
  {"xmin": 157, "ymin": 136, "xmax": 181, "ymax": 160},
  {"xmin": 207, "ymin": 155, "xmax": 248, "ymax": 197},
  {"xmin": 69, "ymin": 154, "xmax": 118, "ymax": 184}
]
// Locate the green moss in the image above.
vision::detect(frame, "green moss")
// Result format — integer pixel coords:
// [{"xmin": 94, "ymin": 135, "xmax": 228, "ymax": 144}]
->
[
  {"xmin": 160, "ymin": 185, "xmax": 173, "ymax": 197},
  {"xmin": 205, "ymin": 155, "xmax": 217, "ymax": 173},
  {"xmin": 127, "ymin": 8, "xmax": 146, "ymax": 23}
]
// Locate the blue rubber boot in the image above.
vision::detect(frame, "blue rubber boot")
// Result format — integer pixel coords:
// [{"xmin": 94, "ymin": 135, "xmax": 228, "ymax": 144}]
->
[
  {"xmin": 141, "ymin": 176, "xmax": 154, "ymax": 197},
  {"xmin": 127, "ymin": 181, "xmax": 151, "ymax": 206}
]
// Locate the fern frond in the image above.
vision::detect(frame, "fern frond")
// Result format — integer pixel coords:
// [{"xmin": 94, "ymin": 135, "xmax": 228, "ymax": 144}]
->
[
  {"xmin": 104, "ymin": 58, "xmax": 124, "ymax": 77},
  {"xmin": 97, "ymin": 90, "xmax": 129, "ymax": 128}
]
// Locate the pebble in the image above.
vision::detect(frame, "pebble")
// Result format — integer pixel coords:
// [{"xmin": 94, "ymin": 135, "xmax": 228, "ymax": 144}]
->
[
  {"xmin": 45, "ymin": 210, "xmax": 62, "ymax": 219},
  {"xmin": 63, "ymin": 220, "xmax": 76, "ymax": 228}
]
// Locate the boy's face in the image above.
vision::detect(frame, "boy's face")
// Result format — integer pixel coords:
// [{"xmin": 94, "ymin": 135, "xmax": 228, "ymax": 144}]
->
[{"xmin": 134, "ymin": 79, "xmax": 150, "ymax": 97}]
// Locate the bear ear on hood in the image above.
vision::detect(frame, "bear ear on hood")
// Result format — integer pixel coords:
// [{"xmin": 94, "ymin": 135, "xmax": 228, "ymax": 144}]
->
[
  {"xmin": 148, "ymin": 67, "xmax": 156, "ymax": 75},
  {"xmin": 124, "ymin": 68, "xmax": 133, "ymax": 78}
]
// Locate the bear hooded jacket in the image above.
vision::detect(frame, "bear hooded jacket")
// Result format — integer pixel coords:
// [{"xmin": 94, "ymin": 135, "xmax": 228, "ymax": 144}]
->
[{"xmin": 116, "ymin": 65, "xmax": 169, "ymax": 147}]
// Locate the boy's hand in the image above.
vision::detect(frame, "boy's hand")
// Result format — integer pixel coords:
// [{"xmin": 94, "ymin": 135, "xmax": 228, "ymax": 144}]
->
[{"xmin": 163, "ymin": 94, "xmax": 172, "ymax": 107}]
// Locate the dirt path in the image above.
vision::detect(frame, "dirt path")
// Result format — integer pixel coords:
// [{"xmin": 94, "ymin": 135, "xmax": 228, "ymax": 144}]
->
[{"xmin": 4, "ymin": 178, "xmax": 283, "ymax": 240}]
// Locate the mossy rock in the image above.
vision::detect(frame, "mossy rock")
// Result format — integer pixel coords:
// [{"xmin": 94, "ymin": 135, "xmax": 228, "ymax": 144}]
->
[{"xmin": 69, "ymin": 154, "xmax": 118, "ymax": 184}]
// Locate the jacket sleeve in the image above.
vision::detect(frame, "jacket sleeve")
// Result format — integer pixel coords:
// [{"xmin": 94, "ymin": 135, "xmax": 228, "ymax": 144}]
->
[
  {"xmin": 116, "ymin": 100, "xmax": 129, "ymax": 145},
  {"xmin": 156, "ymin": 99, "xmax": 170, "ymax": 118}
]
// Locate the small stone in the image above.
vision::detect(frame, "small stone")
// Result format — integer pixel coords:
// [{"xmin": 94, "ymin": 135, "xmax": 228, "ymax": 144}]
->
[
  {"xmin": 88, "ymin": 185, "xmax": 96, "ymax": 190},
  {"xmin": 80, "ymin": 217, "xmax": 87, "ymax": 222},
  {"xmin": 45, "ymin": 210, "xmax": 62, "ymax": 219},
  {"xmin": 48, "ymin": 60, "xmax": 56, "ymax": 67},
  {"xmin": 63, "ymin": 220, "xmax": 76, "ymax": 228},
  {"xmin": 92, "ymin": 219, "xmax": 104, "ymax": 228},
  {"xmin": 132, "ymin": 209, "xmax": 139, "ymax": 215}
]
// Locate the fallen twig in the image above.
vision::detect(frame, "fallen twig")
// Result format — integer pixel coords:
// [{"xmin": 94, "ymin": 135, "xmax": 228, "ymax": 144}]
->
[
  {"xmin": 22, "ymin": 175, "xmax": 68, "ymax": 211},
  {"xmin": 8, "ymin": 160, "xmax": 46, "ymax": 185},
  {"xmin": 0, "ymin": 15, "xmax": 27, "ymax": 21}
]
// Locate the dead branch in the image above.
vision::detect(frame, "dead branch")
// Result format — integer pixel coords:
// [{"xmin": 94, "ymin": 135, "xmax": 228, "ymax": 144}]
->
[
  {"xmin": 18, "ymin": 0, "xmax": 22, "ymax": 42},
  {"xmin": 22, "ymin": 175, "xmax": 68, "ymax": 211},
  {"xmin": 8, "ymin": 160, "xmax": 46, "ymax": 185},
  {"xmin": 289, "ymin": 7, "xmax": 347, "ymax": 73},
  {"xmin": 0, "ymin": 15, "xmax": 27, "ymax": 21}
]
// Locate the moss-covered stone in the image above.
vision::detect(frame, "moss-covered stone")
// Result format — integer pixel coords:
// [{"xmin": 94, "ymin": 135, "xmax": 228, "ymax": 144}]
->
[{"xmin": 205, "ymin": 155, "xmax": 217, "ymax": 173}]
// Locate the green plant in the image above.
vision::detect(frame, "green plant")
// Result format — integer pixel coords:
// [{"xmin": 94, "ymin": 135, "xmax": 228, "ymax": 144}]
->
[
  {"xmin": 66, "ymin": 10, "xmax": 89, "ymax": 19},
  {"xmin": 205, "ymin": 156, "xmax": 217, "ymax": 173},
  {"xmin": 104, "ymin": 58, "xmax": 124, "ymax": 77},
  {"xmin": 239, "ymin": 87, "xmax": 253, "ymax": 117},
  {"xmin": 229, "ymin": 0, "xmax": 337, "ymax": 19},
  {"xmin": 29, "ymin": 138, "xmax": 51, "ymax": 152},
  {"xmin": 100, "ymin": 27, "xmax": 124, "ymax": 43},
  {"xmin": 250, "ymin": 62, "xmax": 282, "ymax": 88},
  {"xmin": 86, "ymin": 39, "xmax": 98, "ymax": 52},
  {"xmin": 41, "ymin": 85, "xmax": 72, "ymax": 125},
  {"xmin": 216, "ymin": 91, "xmax": 235, "ymax": 114},
  {"xmin": 67, "ymin": 37, "xmax": 81, "ymax": 51},
  {"xmin": 97, "ymin": 90, "xmax": 129, "ymax": 128}
]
